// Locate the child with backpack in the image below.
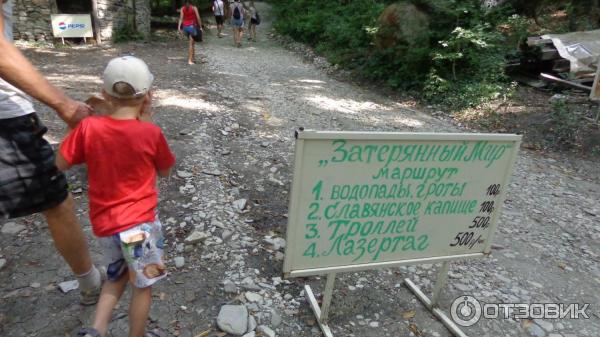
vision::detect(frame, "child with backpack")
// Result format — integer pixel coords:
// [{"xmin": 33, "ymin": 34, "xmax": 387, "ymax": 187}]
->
[
  {"xmin": 230, "ymin": 0, "xmax": 246, "ymax": 47},
  {"xmin": 58, "ymin": 56, "xmax": 176, "ymax": 337}
]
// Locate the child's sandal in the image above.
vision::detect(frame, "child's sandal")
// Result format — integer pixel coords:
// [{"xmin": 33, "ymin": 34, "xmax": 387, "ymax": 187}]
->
[{"xmin": 77, "ymin": 327, "xmax": 101, "ymax": 337}]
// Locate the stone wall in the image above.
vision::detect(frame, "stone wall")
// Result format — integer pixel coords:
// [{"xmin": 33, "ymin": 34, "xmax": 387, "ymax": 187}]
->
[
  {"xmin": 96, "ymin": 0, "xmax": 151, "ymax": 40},
  {"xmin": 11, "ymin": 0, "xmax": 150, "ymax": 41},
  {"xmin": 12, "ymin": 0, "xmax": 54, "ymax": 41}
]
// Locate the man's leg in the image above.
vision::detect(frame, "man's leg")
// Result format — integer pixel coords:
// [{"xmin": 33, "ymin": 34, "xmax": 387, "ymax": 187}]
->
[
  {"xmin": 43, "ymin": 193, "xmax": 92, "ymax": 275},
  {"xmin": 43, "ymin": 193, "xmax": 101, "ymax": 304}
]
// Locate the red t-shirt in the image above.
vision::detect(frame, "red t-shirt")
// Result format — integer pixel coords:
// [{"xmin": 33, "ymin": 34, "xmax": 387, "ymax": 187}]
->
[{"xmin": 60, "ymin": 116, "xmax": 176, "ymax": 237}]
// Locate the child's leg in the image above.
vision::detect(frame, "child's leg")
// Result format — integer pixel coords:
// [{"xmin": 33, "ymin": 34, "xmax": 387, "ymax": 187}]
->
[
  {"xmin": 128, "ymin": 282, "xmax": 152, "ymax": 337},
  {"xmin": 88, "ymin": 272, "xmax": 129, "ymax": 337}
]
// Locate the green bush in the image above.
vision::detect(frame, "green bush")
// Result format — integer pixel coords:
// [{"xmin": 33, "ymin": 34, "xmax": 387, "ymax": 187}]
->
[
  {"xmin": 113, "ymin": 21, "xmax": 145, "ymax": 43},
  {"xmin": 272, "ymin": 0, "xmax": 521, "ymax": 109}
]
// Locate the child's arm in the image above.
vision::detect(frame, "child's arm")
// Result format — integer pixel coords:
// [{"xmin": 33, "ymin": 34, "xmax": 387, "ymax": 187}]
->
[
  {"xmin": 154, "ymin": 130, "xmax": 176, "ymax": 178},
  {"xmin": 55, "ymin": 152, "xmax": 72, "ymax": 171},
  {"xmin": 158, "ymin": 167, "xmax": 172, "ymax": 178}
]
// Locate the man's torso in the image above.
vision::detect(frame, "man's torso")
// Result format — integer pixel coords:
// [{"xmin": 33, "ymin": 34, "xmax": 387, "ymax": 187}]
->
[{"xmin": 0, "ymin": 0, "xmax": 35, "ymax": 120}]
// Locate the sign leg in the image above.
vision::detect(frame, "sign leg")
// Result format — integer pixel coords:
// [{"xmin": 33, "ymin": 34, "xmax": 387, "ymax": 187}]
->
[
  {"xmin": 304, "ymin": 273, "xmax": 337, "ymax": 337},
  {"xmin": 320, "ymin": 272, "xmax": 336, "ymax": 323},
  {"xmin": 430, "ymin": 261, "xmax": 450, "ymax": 308},
  {"xmin": 404, "ymin": 262, "xmax": 468, "ymax": 337}
]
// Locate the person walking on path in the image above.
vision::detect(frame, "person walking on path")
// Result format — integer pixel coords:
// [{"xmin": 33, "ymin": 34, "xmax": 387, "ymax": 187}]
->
[
  {"xmin": 212, "ymin": 0, "xmax": 225, "ymax": 38},
  {"xmin": 0, "ymin": 0, "xmax": 102, "ymax": 305},
  {"xmin": 61, "ymin": 56, "xmax": 176, "ymax": 337},
  {"xmin": 246, "ymin": 1, "xmax": 259, "ymax": 42},
  {"xmin": 230, "ymin": 0, "xmax": 246, "ymax": 47},
  {"xmin": 178, "ymin": 0, "xmax": 203, "ymax": 65}
]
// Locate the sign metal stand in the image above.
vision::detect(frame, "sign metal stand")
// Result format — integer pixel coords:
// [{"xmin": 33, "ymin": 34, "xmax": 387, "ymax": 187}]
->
[
  {"xmin": 304, "ymin": 263, "xmax": 469, "ymax": 337},
  {"xmin": 404, "ymin": 261, "xmax": 469, "ymax": 337},
  {"xmin": 304, "ymin": 273, "xmax": 336, "ymax": 337}
]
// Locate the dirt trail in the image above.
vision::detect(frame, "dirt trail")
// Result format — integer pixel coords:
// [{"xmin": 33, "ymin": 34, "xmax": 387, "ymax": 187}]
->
[{"xmin": 1, "ymin": 3, "xmax": 599, "ymax": 337}]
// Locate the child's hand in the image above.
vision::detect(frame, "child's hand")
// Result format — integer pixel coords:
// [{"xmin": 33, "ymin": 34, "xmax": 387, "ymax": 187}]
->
[{"xmin": 85, "ymin": 94, "xmax": 111, "ymax": 116}]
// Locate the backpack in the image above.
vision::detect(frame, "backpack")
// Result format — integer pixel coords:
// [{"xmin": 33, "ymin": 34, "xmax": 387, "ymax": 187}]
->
[
  {"xmin": 255, "ymin": 11, "xmax": 261, "ymax": 25},
  {"xmin": 233, "ymin": 5, "xmax": 241, "ymax": 20}
]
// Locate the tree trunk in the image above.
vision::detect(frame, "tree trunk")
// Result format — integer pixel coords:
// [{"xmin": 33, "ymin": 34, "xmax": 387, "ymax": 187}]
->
[{"xmin": 91, "ymin": 0, "xmax": 102, "ymax": 44}]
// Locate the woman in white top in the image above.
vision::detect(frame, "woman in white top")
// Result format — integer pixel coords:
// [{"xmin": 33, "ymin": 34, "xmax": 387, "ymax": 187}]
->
[{"xmin": 212, "ymin": 0, "xmax": 225, "ymax": 38}]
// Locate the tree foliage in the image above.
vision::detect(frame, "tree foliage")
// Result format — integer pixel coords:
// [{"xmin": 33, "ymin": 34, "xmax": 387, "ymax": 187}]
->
[{"xmin": 272, "ymin": 0, "xmax": 600, "ymax": 109}]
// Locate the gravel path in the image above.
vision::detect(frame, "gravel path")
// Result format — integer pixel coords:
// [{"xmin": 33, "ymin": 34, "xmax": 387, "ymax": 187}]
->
[{"xmin": 0, "ymin": 3, "xmax": 599, "ymax": 337}]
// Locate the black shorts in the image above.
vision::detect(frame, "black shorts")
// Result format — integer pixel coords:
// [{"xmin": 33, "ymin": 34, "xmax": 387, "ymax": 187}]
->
[
  {"xmin": 250, "ymin": 18, "xmax": 258, "ymax": 25},
  {"xmin": 0, "ymin": 113, "xmax": 68, "ymax": 219},
  {"xmin": 215, "ymin": 15, "xmax": 224, "ymax": 25}
]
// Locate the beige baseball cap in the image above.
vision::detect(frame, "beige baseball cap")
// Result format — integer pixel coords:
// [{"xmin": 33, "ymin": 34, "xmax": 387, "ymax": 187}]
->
[{"xmin": 103, "ymin": 56, "xmax": 154, "ymax": 99}]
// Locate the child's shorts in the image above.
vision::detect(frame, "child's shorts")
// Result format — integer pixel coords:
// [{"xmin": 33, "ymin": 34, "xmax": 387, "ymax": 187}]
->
[{"xmin": 98, "ymin": 220, "xmax": 167, "ymax": 288}]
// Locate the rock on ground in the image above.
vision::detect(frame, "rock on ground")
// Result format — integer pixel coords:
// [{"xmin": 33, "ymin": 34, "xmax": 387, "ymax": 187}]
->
[{"xmin": 217, "ymin": 305, "xmax": 249, "ymax": 335}]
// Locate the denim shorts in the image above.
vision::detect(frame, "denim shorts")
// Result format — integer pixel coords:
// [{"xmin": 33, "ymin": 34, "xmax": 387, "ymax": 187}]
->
[
  {"xmin": 98, "ymin": 220, "xmax": 167, "ymax": 288},
  {"xmin": 182, "ymin": 24, "xmax": 197, "ymax": 37},
  {"xmin": 231, "ymin": 18, "xmax": 244, "ymax": 28}
]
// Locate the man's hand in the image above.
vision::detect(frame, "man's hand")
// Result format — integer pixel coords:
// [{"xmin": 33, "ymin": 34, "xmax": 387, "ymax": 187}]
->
[{"xmin": 57, "ymin": 100, "xmax": 92, "ymax": 129}]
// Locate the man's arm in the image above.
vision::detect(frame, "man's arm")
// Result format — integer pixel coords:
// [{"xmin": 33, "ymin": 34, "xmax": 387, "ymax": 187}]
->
[{"xmin": 0, "ymin": 5, "xmax": 90, "ymax": 128}]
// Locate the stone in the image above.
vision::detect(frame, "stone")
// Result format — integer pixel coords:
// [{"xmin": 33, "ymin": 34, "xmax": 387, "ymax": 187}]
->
[
  {"xmin": 223, "ymin": 279, "xmax": 237, "ymax": 293},
  {"xmin": 270, "ymin": 309, "xmax": 282, "ymax": 327},
  {"xmin": 369, "ymin": 321, "xmax": 380, "ymax": 327},
  {"xmin": 177, "ymin": 170, "xmax": 192, "ymax": 178},
  {"xmin": 202, "ymin": 169, "xmax": 222, "ymax": 176},
  {"xmin": 247, "ymin": 314, "xmax": 257, "ymax": 332},
  {"xmin": 242, "ymin": 332, "xmax": 255, "ymax": 337},
  {"xmin": 58, "ymin": 280, "xmax": 79, "ymax": 293},
  {"xmin": 241, "ymin": 277, "xmax": 261, "ymax": 291},
  {"xmin": 1, "ymin": 222, "xmax": 26, "ymax": 235},
  {"xmin": 233, "ymin": 199, "xmax": 247, "ymax": 211},
  {"xmin": 217, "ymin": 305, "xmax": 248, "ymax": 335},
  {"xmin": 174, "ymin": 256, "xmax": 185, "ymax": 268},
  {"xmin": 0, "ymin": 258, "xmax": 6, "ymax": 270},
  {"xmin": 274, "ymin": 252, "xmax": 284, "ymax": 261},
  {"xmin": 222, "ymin": 229, "xmax": 233, "ymax": 241},
  {"xmin": 534, "ymin": 319, "xmax": 554, "ymax": 332},
  {"xmin": 526, "ymin": 323, "xmax": 547, "ymax": 337},
  {"xmin": 455, "ymin": 283, "xmax": 474, "ymax": 292},
  {"xmin": 30, "ymin": 282, "xmax": 41, "ymax": 288},
  {"xmin": 256, "ymin": 325, "xmax": 275, "ymax": 337},
  {"xmin": 185, "ymin": 231, "xmax": 209, "ymax": 244},
  {"xmin": 245, "ymin": 291, "xmax": 263, "ymax": 303}
]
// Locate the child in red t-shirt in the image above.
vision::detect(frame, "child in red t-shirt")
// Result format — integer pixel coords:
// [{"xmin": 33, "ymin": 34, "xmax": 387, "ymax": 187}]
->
[{"xmin": 56, "ymin": 56, "xmax": 175, "ymax": 337}]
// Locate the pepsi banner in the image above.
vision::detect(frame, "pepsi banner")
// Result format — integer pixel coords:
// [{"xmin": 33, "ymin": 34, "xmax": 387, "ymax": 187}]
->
[{"xmin": 51, "ymin": 14, "xmax": 93, "ymax": 39}]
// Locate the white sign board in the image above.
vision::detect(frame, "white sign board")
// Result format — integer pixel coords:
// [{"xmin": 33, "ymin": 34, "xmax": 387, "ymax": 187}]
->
[
  {"xmin": 283, "ymin": 131, "xmax": 521, "ymax": 277},
  {"xmin": 51, "ymin": 14, "xmax": 93, "ymax": 38}
]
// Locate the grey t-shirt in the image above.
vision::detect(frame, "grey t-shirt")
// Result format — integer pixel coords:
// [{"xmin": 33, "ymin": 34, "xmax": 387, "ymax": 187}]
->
[{"xmin": 0, "ymin": 0, "xmax": 35, "ymax": 119}]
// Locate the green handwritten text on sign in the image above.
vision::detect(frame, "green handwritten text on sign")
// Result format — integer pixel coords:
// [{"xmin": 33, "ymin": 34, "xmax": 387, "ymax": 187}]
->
[{"xmin": 283, "ymin": 131, "xmax": 521, "ymax": 277}]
